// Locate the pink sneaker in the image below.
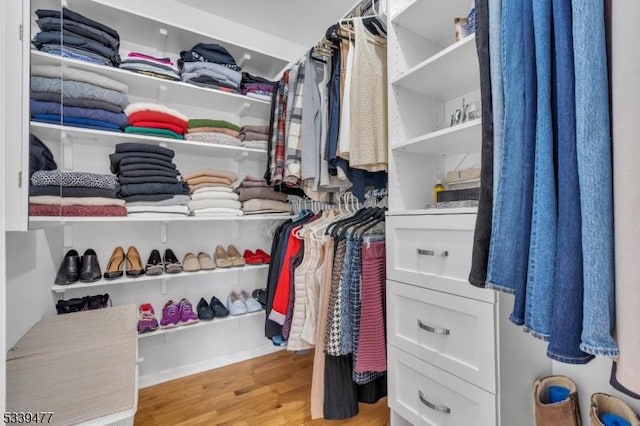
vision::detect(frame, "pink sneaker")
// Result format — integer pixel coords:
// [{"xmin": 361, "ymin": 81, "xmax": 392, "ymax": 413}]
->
[
  {"xmin": 137, "ymin": 303, "xmax": 159, "ymax": 334},
  {"xmin": 178, "ymin": 298, "xmax": 199, "ymax": 325},
  {"xmin": 160, "ymin": 300, "xmax": 180, "ymax": 328}
]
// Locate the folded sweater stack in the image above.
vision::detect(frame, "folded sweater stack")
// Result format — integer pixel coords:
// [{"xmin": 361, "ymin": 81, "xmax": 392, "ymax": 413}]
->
[
  {"xmin": 124, "ymin": 103, "xmax": 189, "ymax": 140},
  {"xmin": 29, "ymin": 171, "xmax": 126, "ymax": 217},
  {"xmin": 31, "ymin": 65, "xmax": 129, "ymax": 133},
  {"xmin": 110, "ymin": 143, "xmax": 189, "ymax": 216},
  {"xmin": 236, "ymin": 176, "xmax": 290, "ymax": 215},
  {"xmin": 238, "ymin": 125, "xmax": 269, "ymax": 150},
  {"xmin": 120, "ymin": 52, "xmax": 181, "ymax": 81},
  {"xmin": 241, "ymin": 73, "xmax": 276, "ymax": 102},
  {"xmin": 185, "ymin": 119, "xmax": 242, "ymax": 146},
  {"xmin": 33, "ymin": 7, "xmax": 121, "ymax": 67},
  {"xmin": 179, "ymin": 43, "xmax": 242, "ymax": 93},
  {"xmin": 183, "ymin": 169, "xmax": 242, "ymax": 216}
]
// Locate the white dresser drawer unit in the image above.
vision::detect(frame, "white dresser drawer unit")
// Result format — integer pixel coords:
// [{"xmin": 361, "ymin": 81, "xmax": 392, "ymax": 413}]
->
[
  {"xmin": 387, "ymin": 280, "xmax": 496, "ymax": 393},
  {"xmin": 388, "ymin": 346, "xmax": 497, "ymax": 426},
  {"xmin": 386, "ymin": 214, "xmax": 494, "ymax": 303}
]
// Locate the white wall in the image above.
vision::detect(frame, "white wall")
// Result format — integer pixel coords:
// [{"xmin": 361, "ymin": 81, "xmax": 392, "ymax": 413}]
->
[{"xmin": 0, "ymin": 0, "xmax": 6, "ymax": 411}]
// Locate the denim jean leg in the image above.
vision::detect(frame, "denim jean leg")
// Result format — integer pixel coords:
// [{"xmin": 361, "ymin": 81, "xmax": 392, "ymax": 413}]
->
[
  {"xmin": 546, "ymin": 0, "xmax": 594, "ymax": 364},
  {"xmin": 486, "ymin": 0, "xmax": 525, "ymax": 294},
  {"xmin": 509, "ymin": 0, "xmax": 536, "ymax": 326},
  {"xmin": 523, "ymin": 0, "xmax": 557, "ymax": 341},
  {"xmin": 489, "ymin": 0, "xmax": 504, "ymax": 205},
  {"xmin": 469, "ymin": 0, "xmax": 493, "ymax": 288},
  {"xmin": 572, "ymin": 0, "xmax": 618, "ymax": 357}
]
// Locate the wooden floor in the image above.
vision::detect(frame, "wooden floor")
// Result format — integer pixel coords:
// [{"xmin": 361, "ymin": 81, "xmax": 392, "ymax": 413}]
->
[{"xmin": 135, "ymin": 350, "xmax": 390, "ymax": 426}]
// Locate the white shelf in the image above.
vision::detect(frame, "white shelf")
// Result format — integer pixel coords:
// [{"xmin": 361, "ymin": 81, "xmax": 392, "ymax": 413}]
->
[
  {"xmin": 392, "ymin": 119, "xmax": 481, "ymax": 156},
  {"xmin": 391, "ymin": 0, "xmax": 472, "ymax": 48},
  {"xmin": 138, "ymin": 310, "xmax": 266, "ymax": 339},
  {"xmin": 387, "ymin": 207, "xmax": 478, "ymax": 216},
  {"xmin": 51, "ymin": 264, "xmax": 269, "ymax": 294},
  {"xmin": 29, "ymin": 214, "xmax": 292, "ymax": 229},
  {"xmin": 64, "ymin": 0, "xmax": 289, "ymax": 79},
  {"xmin": 31, "ymin": 51, "xmax": 272, "ymax": 120},
  {"xmin": 30, "ymin": 121, "xmax": 268, "ymax": 160},
  {"xmin": 392, "ymin": 34, "xmax": 479, "ymax": 101}
]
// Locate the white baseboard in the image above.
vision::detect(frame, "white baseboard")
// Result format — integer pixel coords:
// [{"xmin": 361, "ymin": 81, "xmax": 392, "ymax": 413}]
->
[{"xmin": 138, "ymin": 343, "xmax": 285, "ymax": 388}]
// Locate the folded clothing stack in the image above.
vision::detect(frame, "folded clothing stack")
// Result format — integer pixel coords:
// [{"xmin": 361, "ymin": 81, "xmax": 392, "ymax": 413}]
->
[
  {"xmin": 124, "ymin": 103, "xmax": 189, "ymax": 140},
  {"xmin": 120, "ymin": 52, "xmax": 180, "ymax": 81},
  {"xmin": 29, "ymin": 171, "xmax": 125, "ymax": 217},
  {"xmin": 235, "ymin": 176, "xmax": 290, "ymax": 215},
  {"xmin": 238, "ymin": 125, "xmax": 269, "ymax": 150},
  {"xmin": 31, "ymin": 65, "xmax": 129, "ymax": 132},
  {"xmin": 179, "ymin": 43, "xmax": 242, "ymax": 93},
  {"xmin": 110, "ymin": 143, "xmax": 189, "ymax": 216},
  {"xmin": 185, "ymin": 119, "xmax": 241, "ymax": 146},
  {"xmin": 183, "ymin": 169, "xmax": 241, "ymax": 216},
  {"xmin": 33, "ymin": 7, "xmax": 121, "ymax": 67},
  {"xmin": 241, "ymin": 73, "xmax": 276, "ymax": 102}
]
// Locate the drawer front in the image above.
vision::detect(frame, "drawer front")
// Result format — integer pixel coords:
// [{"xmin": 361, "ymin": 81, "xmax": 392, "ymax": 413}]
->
[
  {"xmin": 386, "ymin": 214, "xmax": 494, "ymax": 303},
  {"xmin": 388, "ymin": 346, "xmax": 497, "ymax": 426},
  {"xmin": 388, "ymin": 281, "xmax": 496, "ymax": 393}
]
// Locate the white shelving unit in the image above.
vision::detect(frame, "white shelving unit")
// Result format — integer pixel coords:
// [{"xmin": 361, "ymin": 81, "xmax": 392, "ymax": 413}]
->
[
  {"xmin": 138, "ymin": 310, "xmax": 266, "ymax": 339},
  {"xmin": 386, "ymin": 1, "xmax": 550, "ymax": 425},
  {"xmin": 51, "ymin": 264, "xmax": 269, "ymax": 293}
]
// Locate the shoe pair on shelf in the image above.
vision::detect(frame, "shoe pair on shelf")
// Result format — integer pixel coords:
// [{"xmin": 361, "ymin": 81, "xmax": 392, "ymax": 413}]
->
[
  {"xmin": 145, "ymin": 249, "xmax": 183, "ymax": 275},
  {"xmin": 196, "ymin": 296, "xmax": 230, "ymax": 321},
  {"xmin": 534, "ymin": 376, "xmax": 640, "ymax": 426},
  {"xmin": 243, "ymin": 249, "xmax": 271, "ymax": 265},
  {"xmin": 55, "ymin": 249, "xmax": 101, "ymax": 285},
  {"xmin": 104, "ymin": 246, "xmax": 144, "ymax": 280},
  {"xmin": 183, "ymin": 252, "xmax": 216, "ymax": 272},
  {"xmin": 227, "ymin": 290, "xmax": 263, "ymax": 315},
  {"xmin": 214, "ymin": 245, "xmax": 246, "ymax": 268},
  {"xmin": 138, "ymin": 299, "xmax": 199, "ymax": 333}
]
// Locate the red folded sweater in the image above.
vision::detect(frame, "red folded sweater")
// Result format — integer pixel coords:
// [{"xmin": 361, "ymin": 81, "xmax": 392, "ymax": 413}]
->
[
  {"xmin": 130, "ymin": 121, "xmax": 185, "ymax": 135},
  {"xmin": 128, "ymin": 110, "xmax": 188, "ymax": 133}
]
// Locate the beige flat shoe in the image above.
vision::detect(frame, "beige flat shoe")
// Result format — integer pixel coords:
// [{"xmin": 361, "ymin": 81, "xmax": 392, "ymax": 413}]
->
[
  {"xmin": 227, "ymin": 244, "xmax": 246, "ymax": 267},
  {"xmin": 182, "ymin": 252, "xmax": 201, "ymax": 272},
  {"xmin": 214, "ymin": 245, "xmax": 233, "ymax": 268},
  {"xmin": 198, "ymin": 252, "xmax": 216, "ymax": 270}
]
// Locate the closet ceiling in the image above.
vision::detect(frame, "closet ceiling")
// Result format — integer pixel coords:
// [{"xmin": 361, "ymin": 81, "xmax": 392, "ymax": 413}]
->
[{"xmin": 174, "ymin": 0, "xmax": 354, "ymax": 47}]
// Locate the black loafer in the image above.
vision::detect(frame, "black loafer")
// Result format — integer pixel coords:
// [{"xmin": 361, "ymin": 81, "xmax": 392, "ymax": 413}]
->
[
  {"xmin": 210, "ymin": 296, "xmax": 230, "ymax": 318},
  {"xmin": 197, "ymin": 297, "xmax": 215, "ymax": 320},
  {"xmin": 163, "ymin": 248, "xmax": 182, "ymax": 274},
  {"xmin": 79, "ymin": 249, "xmax": 102, "ymax": 283},
  {"xmin": 145, "ymin": 249, "xmax": 164, "ymax": 276},
  {"xmin": 55, "ymin": 249, "xmax": 80, "ymax": 285}
]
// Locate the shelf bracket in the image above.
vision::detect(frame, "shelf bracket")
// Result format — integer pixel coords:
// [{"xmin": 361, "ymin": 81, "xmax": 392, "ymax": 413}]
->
[
  {"xmin": 161, "ymin": 278, "xmax": 169, "ymax": 295},
  {"xmin": 236, "ymin": 102, "xmax": 252, "ymax": 118},
  {"xmin": 160, "ymin": 222, "xmax": 168, "ymax": 244},
  {"xmin": 61, "ymin": 132, "xmax": 73, "ymax": 170},
  {"xmin": 232, "ymin": 221, "xmax": 240, "ymax": 241},
  {"xmin": 237, "ymin": 53, "xmax": 251, "ymax": 68},
  {"xmin": 62, "ymin": 223, "xmax": 73, "ymax": 249},
  {"xmin": 157, "ymin": 85, "xmax": 168, "ymax": 105},
  {"xmin": 156, "ymin": 28, "xmax": 169, "ymax": 58}
]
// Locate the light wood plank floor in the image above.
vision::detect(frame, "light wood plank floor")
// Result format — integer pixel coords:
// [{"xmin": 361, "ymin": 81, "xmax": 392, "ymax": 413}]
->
[{"xmin": 135, "ymin": 350, "xmax": 390, "ymax": 425}]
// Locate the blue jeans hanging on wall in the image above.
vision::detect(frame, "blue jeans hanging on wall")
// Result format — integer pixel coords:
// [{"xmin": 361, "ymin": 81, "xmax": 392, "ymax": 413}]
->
[
  {"xmin": 486, "ymin": 0, "xmax": 530, "ymax": 294},
  {"xmin": 546, "ymin": 0, "xmax": 594, "ymax": 364},
  {"xmin": 523, "ymin": 0, "xmax": 557, "ymax": 340},
  {"xmin": 572, "ymin": 0, "xmax": 618, "ymax": 357},
  {"xmin": 509, "ymin": 0, "xmax": 536, "ymax": 326}
]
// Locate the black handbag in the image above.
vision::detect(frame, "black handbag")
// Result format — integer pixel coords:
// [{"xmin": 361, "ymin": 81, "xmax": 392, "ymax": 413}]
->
[{"xmin": 55, "ymin": 293, "xmax": 111, "ymax": 315}]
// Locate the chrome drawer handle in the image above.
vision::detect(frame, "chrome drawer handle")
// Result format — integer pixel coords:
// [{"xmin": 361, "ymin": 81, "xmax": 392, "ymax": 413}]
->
[
  {"xmin": 417, "ymin": 249, "xmax": 449, "ymax": 257},
  {"xmin": 418, "ymin": 319, "xmax": 450, "ymax": 335},
  {"xmin": 419, "ymin": 391, "xmax": 452, "ymax": 414}
]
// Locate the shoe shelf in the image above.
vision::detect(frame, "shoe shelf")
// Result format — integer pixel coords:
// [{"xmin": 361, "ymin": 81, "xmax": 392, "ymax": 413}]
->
[
  {"xmin": 29, "ymin": 214, "xmax": 292, "ymax": 229},
  {"xmin": 51, "ymin": 264, "xmax": 269, "ymax": 294},
  {"xmin": 137, "ymin": 310, "xmax": 266, "ymax": 339},
  {"xmin": 392, "ymin": 34, "xmax": 479, "ymax": 101},
  {"xmin": 391, "ymin": 0, "xmax": 472, "ymax": 48},
  {"xmin": 391, "ymin": 118, "xmax": 481, "ymax": 156},
  {"xmin": 30, "ymin": 121, "xmax": 268, "ymax": 160},
  {"xmin": 386, "ymin": 207, "xmax": 479, "ymax": 216},
  {"xmin": 31, "ymin": 51, "xmax": 272, "ymax": 121}
]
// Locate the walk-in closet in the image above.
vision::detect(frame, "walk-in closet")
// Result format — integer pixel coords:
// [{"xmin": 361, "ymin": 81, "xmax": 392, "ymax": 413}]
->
[{"xmin": 1, "ymin": 0, "xmax": 639, "ymax": 425}]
